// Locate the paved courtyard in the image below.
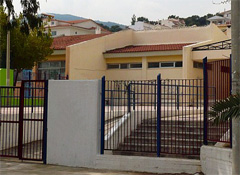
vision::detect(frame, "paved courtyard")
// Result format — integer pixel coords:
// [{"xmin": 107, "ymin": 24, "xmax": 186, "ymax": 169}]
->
[{"xmin": 0, "ymin": 158, "xmax": 193, "ymax": 175}]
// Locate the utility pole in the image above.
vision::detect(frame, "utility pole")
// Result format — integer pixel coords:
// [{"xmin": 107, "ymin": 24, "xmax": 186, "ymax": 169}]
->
[
  {"xmin": 6, "ymin": 12, "xmax": 10, "ymax": 86},
  {"xmin": 231, "ymin": 0, "xmax": 240, "ymax": 174}
]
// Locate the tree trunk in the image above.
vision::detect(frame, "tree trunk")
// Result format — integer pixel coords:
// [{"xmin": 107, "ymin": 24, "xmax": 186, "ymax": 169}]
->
[{"xmin": 231, "ymin": 0, "xmax": 240, "ymax": 174}]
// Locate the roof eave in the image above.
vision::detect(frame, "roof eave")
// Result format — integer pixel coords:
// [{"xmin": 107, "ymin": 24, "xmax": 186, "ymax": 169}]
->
[{"xmin": 103, "ymin": 50, "xmax": 182, "ymax": 58}]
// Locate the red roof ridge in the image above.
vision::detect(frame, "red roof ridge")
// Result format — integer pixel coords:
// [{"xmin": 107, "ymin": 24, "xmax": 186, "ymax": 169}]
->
[
  {"xmin": 105, "ymin": 43, "xmax": 194, "ymax": 54},
  {"xmin": 52, "ymin": 33, "xmax": 110, "ymax": 50},
  {"xmin": 68, "ymin": 19, "xmax": 92, "ymax": 24}
]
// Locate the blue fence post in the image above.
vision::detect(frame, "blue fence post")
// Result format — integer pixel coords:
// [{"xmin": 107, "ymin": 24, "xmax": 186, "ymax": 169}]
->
[
  {"xmin": 43, "ymin": 80, "xmax": 49, "ymax": 164},
  {"xmin": 203, "ymin": 57, "xmax": 208, "ymax": 145},
  {"xmin": 110, "ymin": 90, "xmax": 114, "ymax": 111},
  {"xmin": 101, "ymin": 76, "xmax": 105, "ymax": 155},
  {"xmin": 157, "ymin": 74, "xmax": 161, "ymax": 157},
  {"xmin": 230, "ymin": 54, "xmax": 233, "ymax": 148},
  {"xmin": 133, "ymin": 91, "xmax": 135, "ymax": 111},
  {"xmin": 197, "ymin": 86, "xmax": 199, "ymax": 109},
  {"xmin": 29, "ymin": 72, "xmax": 34, "ymax": 113},
  {"xmin": 127, "ymin": 84, "xmax": 131, "ymax": 113},
  {"xmin": 176, "ymin": 85, "xmax": 179, "ymax": 110}
]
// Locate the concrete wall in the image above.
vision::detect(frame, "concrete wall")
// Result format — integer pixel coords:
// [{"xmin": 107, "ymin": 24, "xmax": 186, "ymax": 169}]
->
[
  {"xmin": 201, "ymin": 146, "xmax": 232, "ymax": 175},
  {"xmin": 47, "ymin": 80, "xmax": 101, "ymax": 167},
  {"xmin": 47, "ymin": 80, "xmax": 201, "ymax": 174},
  {"xmin": 192, "ymin": 50, "xmax": 231, "ymax": 61}
]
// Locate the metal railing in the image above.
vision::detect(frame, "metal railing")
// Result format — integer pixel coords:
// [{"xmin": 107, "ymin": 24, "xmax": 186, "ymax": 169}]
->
[
  {"xmin": 0, "ymin": 86, "xmax": 21, "ymax": 157},
  {"xmin": 203, "ymin": 57, "xmax": 232, "ymax": 145},
  {"xmin": 101, "ymin": 76, "xmax": 205, "ymax": 156},
  {"xmin": 0, "ymin": 80, "xmax": 48, "ymax": 163}
]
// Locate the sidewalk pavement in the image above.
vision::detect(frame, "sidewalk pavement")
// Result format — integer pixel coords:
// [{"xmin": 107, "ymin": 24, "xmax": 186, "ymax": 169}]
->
[{"xmin": 0, "ymin": 158, "xmax": 193, "ymax": 175}]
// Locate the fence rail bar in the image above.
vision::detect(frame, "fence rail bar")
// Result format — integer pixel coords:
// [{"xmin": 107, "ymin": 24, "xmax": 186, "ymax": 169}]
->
[
  {"xmin": 18, "ymin": 82, "xmax": 24, "ymax": 159},
  {"xmin": 230, "ymin": 54, "xmax": 233, "ymax": 148},
  {"xmin": 103, "ymin": 77, "xmax": 204, "ymax": 156},
  {"xmin": 1, "ymin": 80, "xmax": 48, "ymax": 162},
  {"xmin": 203, "ymin": 57, "xmax": 208, "ymax": 145},
  {"xmin": 157, "ymin": 74, "xmax": 161, "ymax": 157},
  {"xmin": 43, "ymin": 80, "xmax": 49, "ymax": 164},
  {"xmin": 205, "ymin": 57, "xmax": 231, "ymax": 144},
  {"xmin": 101, "ymin": 76, "xmax": 105, "ymax": 155}
]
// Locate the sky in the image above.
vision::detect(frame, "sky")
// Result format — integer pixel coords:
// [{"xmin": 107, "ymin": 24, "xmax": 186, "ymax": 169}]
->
[{"xmin": 13, "ymin": 0, "xmax": 231, "ymax": 25}]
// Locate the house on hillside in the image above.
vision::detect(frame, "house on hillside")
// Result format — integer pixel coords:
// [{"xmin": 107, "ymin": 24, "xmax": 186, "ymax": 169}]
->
[
  {"xmin": 129, "ymin": 21, "xmax": 170, "ymax": 31},
  {"xmin": 41, "ymin": 13, "xmax": 110, "ymax": 37},
  {"xmin": 63, "ymin": 23, "xmax": 230, "ymax": 80},
  {"xmin": 161, "ymin": 18, "xmax": 185, "ymax": 28},
  {"xmin": 207, "ymin": 10, "xmax": 231, "ymax": 37}
]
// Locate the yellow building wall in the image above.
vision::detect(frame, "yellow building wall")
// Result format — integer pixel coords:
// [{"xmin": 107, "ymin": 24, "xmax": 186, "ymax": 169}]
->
[
  {"xmin": 46, "ymin": 54, "xmax": 65, "ymax": 62},
  {"xmin": 105, "ymin": 55, "xmax": 183, "ymax": 80},
  {"xmin": 133, "ymin": 26, "xmax": 212, "ymax": 45},
  {"xmin": 147, "ymin": 55, "xmax": 183, "ymax": 79},
  {"xmin": 67, "ymin": 30, "xmax": 134, "ymax": 80},
  {"xmin": 183, "ymin": 24, "xmax": 229, "ymax": 79},
  {"xmin": 67, "ymin": 23, "xmax": 229, "ymax": 80}
]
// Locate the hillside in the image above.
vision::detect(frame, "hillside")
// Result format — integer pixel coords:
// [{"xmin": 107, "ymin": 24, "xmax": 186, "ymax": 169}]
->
[{"xmin": 49, "ymin": 13, "xmax": 126, "ymax": 28}]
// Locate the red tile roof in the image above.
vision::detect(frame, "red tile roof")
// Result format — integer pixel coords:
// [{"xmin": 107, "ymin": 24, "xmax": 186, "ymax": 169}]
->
[
  {"xmin": 67, "ymin": 19, "xmax": 91, "ymax": 24},
  {"xmin": 105, "ymin": 43, "xmax": 193, "ymax": 53},
  {"xmin": 52, "ymin": 34, "xmax": 110, "ymax": 50}
]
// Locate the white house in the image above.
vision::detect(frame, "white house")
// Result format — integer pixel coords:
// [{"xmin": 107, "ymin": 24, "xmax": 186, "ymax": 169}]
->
[
  {"xmin": 161, "ymin": 18, "xmax": 185, "ymax": 28},
  {"xmin": 207, "ymin": 10, "xmax": 231, "ymax": 25},
  {"xmin": 42, "ymin": 13, "xmax": 110, "ymax": 37},
  {"xmin": 129, "ymin": 21, "xmax": 169, "ymax": 31}
]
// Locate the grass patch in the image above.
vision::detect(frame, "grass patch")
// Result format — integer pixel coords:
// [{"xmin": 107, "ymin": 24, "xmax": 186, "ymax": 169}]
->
[{"xmin": 1, "ymin": 98, "xmax": 44, "ymax": 107}]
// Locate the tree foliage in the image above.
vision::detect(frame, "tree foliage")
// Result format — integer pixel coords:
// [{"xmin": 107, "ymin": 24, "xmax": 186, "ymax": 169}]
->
[
  {"xmin": 131, "ymin": 14, "xmax": 136, "ymax": 25},
  {"xmin": 131, "ymin": 12, "xmax": 221, "ymax": 27},
  {"xmin": 0, "ymin": 0, "xmax": 42, "ymax": 34},
  {"xmin": 184, "ymin": 14, "xmax": 214, "ymax": 26},
  {"xmin": 209, "ymin": 94, "xmax": 240, "ymax": 124},
  {"xmin": 99, "ymin": 23, "xmax": 123, "ymax": 32},
  {"xmin": 137, "ymin": 16, "xmax": 149, "ymax": 23},
  {"xmin": 0, "ymin": 7, "xmax": 53, "ymax": 75}
]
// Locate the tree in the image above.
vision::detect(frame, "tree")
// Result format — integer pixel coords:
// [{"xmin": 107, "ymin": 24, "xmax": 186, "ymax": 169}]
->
[
  {"xmin": 0, "ymin": 0, "xmax": 43, "ymax": 85},
  {"xmin": 0, "ymin": 8, "xmax": 53, "ymax": 85},
  {"xmin": 209, "ymin": 94, "xmax": 240, "ymax": 124},
  {"xmin": 137, "ymin": 16, "xmax": 149, "ymax": 23},
  {"xmin": 0, "ymin": 0, "xmax": 42, "ymax": 34},
  {"xmin": 98, "ymin": 23, "xmax": 123, "ymax": 33},
  {"xmin": 110, "ymin": 25, "xmax": 122, "ymax": 32},
  {"xmin": 98, "ymin": 23, "xmax": 110, "ymax": 31},
  {"xmin": 168, "ymin": 15, "xmax": 179, "ymax": 19},
  {"xmin": 131, "ymin": 14, "xmax": 136, "ymax": 25}
]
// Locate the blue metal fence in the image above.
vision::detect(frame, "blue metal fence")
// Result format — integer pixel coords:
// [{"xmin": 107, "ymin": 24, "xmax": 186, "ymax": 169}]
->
[{"xmin": 101, "ymin": 75, "xmax": 204, "ymax": 157}]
